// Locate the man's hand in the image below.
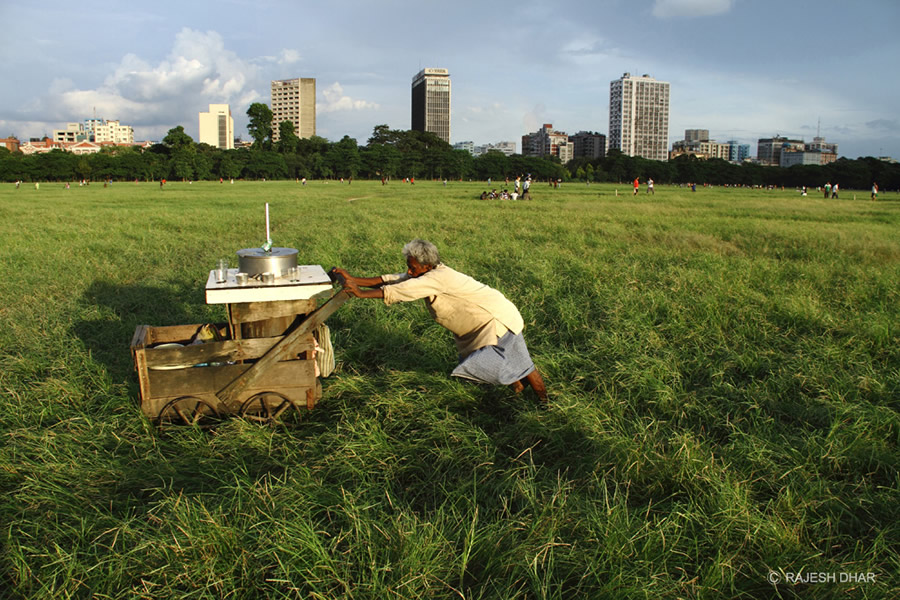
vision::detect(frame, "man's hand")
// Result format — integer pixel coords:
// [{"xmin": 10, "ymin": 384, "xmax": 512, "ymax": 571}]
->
[
  {"xmin": 329, "ymin": 266, "xmax": 351, "ymax": 285},
  {"xmin": 343, "ymin": 279, "xmax": 362, "ymax": 298}
]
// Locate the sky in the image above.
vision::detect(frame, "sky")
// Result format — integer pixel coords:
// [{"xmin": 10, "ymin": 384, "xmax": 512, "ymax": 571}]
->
[{"xmin": 1, "ymin": 0, "xmax": 898, "ymax": 159}]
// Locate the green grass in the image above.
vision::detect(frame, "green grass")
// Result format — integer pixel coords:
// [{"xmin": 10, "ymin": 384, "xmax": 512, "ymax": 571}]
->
[{"xmin": 1, "ymin": 180, "xmax": 898, "ymax": 599}]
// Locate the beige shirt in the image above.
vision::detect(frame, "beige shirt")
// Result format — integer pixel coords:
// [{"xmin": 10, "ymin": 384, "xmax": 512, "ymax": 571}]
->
[{"xmin": 381, "ymin": 264, "xmax": 524, "ymax": 357}]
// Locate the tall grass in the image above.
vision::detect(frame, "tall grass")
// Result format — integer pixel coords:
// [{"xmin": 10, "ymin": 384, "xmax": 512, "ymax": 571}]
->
[{"xmin": 0, "ymin": 180, "xmax": 897, "ymax": 598}]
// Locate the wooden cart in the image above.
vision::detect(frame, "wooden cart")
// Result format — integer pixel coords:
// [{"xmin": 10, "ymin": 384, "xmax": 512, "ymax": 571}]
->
[{"xmin": 131, "ymin": 266, "xmax": 347, "ymax": 428}]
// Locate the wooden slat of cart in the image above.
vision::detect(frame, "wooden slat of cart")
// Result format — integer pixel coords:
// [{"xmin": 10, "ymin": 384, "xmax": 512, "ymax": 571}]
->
[
  {"xmin": 229, "ymin": 299, "xmax": 317, "ymax": 324},
  {"xmin": 141, "ymin": 361, "xmax": 317, "ymax": 417},
  {"xmin": 216, "ymin": 291, "xmax": 348, "ymax": 407},
  {"xmin": 141, "ymin": 335, "xmax": 314, "ymax": 369}
]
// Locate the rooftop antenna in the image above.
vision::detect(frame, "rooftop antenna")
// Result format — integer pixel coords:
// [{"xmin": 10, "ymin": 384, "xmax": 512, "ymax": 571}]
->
[{"xmin": 817, "ymin": 118, "xmax": 821, "ymax": 139}]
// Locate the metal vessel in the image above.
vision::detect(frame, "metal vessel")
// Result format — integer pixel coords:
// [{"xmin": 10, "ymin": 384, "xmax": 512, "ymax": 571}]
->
[{"xmin": 236, "ymin": 247, "xmax": 298, "ymax": 277}]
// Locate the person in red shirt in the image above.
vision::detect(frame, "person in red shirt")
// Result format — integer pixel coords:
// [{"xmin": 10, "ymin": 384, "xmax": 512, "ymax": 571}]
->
[{"xmin": 633, "ymin": 177, "xmax": 639, "ymax": 196}]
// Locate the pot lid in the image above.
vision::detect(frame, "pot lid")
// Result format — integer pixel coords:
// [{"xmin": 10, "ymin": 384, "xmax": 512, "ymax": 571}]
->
[{"xmin": 237, "ymin": 247, "xmax": 298, "ymax": 259}]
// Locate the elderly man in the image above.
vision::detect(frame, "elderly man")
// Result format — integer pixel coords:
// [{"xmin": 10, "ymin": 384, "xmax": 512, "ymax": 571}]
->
[{"xmin": 332, "ymin": 239, "xmax": 548, "ymax": 401}]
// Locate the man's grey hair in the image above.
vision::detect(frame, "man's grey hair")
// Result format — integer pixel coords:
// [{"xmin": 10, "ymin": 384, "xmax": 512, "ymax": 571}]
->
[{"xmin": 402, "ymin": 239, "xmax": 441, "ymax": 266}]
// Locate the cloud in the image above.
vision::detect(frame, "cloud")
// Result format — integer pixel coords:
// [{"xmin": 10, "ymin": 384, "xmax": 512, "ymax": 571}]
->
[
  {"xmin": 278, "ymin": 49, "xmax": 301, "ymax": 65},
  {"xmin": 652, "ymin": 0, "xmax": 734, "ymax": 18},
  {"xmin": 18, "ymin": 28, "xmax": 261, "ymax": 138},
  {"xmin": 559, "ymin": 35, "xmax": 620, "ymax": 65},
  {"xmin": 318, "ymin": 82, "xmax": 378, "ymax": 113},
  {"xmin": 256, "ymin": 48, "xmax": 302, "ymax": 65},
  {"xmin": 865, "ymin": 119, "xmax": 900, "ymax": 133}
]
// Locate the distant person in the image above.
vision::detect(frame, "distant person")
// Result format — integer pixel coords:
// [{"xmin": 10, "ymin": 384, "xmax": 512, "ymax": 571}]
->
[
  {"xmin": 332, "ymin": 239, "xmax": 548, "ymax": 402},
  {"xmin": 514, "ymin": 176, "xmax": 521, "ymax": 194},
  {"xmin": 633, "ymin": 177, "xmax": 639, "ymax": 196},
  {"xmin": 522, "ymin": 175, "xmax": 532, "ymax": 200},
  {"xmin": 832, "ymin": 183, "xmax": 839, "ymax": 199},
  {"xmin": 647, "ymin": 178, "xmax": 654, "ymax": 195},
  {"xmin": 824, "ymin": 182, "xmax": 831, "ymax": 199},
  {"xmin": 871, "ymin": 182, "xmax": 878, "ymax": 201}
]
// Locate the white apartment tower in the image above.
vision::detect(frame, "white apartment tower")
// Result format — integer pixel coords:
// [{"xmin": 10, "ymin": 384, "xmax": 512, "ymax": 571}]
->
[
  {"xmin": 411, "ymin": 68, "xmax": 451, "ymax": 143},
  {"xmin": 93, "ymin": 120, "xmax": 134, "ymax": 144},
  {"xmin": 270, "ymin": 78, "xmax": 316, "ymax": 141},
  {"xmin": 609, "ymin": 73, "xmax": 670, "ymax": 161},
  {"xmin": 198, "ymin": 104, "xmax": 235, "ymax": 149}
]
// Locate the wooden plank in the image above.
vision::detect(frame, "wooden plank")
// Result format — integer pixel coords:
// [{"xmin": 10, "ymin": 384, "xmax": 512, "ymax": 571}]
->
[
  {"xmin": 229, "ymin": 299, "xmax": 317, "ymax": 324},
  {"xmin": 241, "ymin": 316, "xmax": 295, "ymax": 339},
  {"xmin": 148, "ymin": 360, "xmax": 315, "ymax": 412},
  {"xmin": 216, "ymin": 291, "xmax": 348, "ymax": 406},
  {"xmin": 142, "ymin": 335, "xmax": 314, "ymax": 369},
  {"xmin": 141, "ymin": 385, "xmax": 316, "ymax": 419},
  {"xmin": 137, "ymin": 323, "xmax": 228, "ymax": 346}
]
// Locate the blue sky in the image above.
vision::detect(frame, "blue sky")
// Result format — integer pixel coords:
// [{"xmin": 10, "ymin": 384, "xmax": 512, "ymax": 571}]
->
[{"xmin": 1, "ymin": 0, "xmax": 898, "ymax": 159}]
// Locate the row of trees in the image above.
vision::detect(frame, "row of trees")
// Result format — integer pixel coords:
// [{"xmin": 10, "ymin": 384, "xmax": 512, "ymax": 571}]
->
[
  {"xmin": 1, "ymin": 102, "xmax": 897, "ymax": 189},
  {"xmin": 568, "ymin": 152, "xmax": 899, "ymax": 191}
]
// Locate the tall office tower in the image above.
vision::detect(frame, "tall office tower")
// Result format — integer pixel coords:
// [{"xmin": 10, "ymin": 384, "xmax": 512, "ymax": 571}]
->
[
  {"xmin": 270, "ymin": 78, "xmax": 316, "ymax": 141},
  {"xmin": 198, "ymin": 104, "xmax": 235, "ymax": 149},
  {"xmin": 411, "ymin": 68, "xmax": 451, "ymax": 143},
  {"xmin": 608, "ymin": 73, "xmax": 670, "ymax": 161}
]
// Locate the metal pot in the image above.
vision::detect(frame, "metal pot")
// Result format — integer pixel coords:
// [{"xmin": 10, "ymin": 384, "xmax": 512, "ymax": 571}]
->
[{"xmin": 236, "ymin": 247, "xmax": 298, "ymax": 277}]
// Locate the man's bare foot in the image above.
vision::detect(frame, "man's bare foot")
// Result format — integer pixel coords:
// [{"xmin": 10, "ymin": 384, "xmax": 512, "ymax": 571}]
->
[{"xmin": 525, "ymin": 369, "xmax": 548, "ymax": 402}]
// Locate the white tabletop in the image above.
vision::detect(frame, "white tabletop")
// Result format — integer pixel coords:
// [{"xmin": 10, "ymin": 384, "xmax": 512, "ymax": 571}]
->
[{"xmin": 205, "ymin": 265, "xmax": 334, "ymax": 304}]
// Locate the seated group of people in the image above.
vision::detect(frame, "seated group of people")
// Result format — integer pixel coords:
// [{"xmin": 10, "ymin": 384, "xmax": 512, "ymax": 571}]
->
[{"xmin": 479, "ymin": 189, "xmax": 518, "ymax": 200}]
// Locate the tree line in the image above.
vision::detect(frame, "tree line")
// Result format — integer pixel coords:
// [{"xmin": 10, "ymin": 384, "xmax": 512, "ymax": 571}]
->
[{"xmin": 1, "ymin": 102, "xmax": 897, "ymax": 190}]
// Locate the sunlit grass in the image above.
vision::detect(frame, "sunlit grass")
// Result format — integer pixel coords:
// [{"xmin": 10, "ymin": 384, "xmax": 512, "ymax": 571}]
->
[{"xmin": 0, "ymin": 180, "xmax": 898, "ymax": 598}]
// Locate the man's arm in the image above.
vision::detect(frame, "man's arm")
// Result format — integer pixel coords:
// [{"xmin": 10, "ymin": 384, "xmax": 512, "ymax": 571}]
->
[
  {"xmin": 344, "ymin": 280, "xmax": 384, "ymax": 299},
  {"xmin": 330, "ymin": 267, "xmax": 386, "ymax": 299},
  {"xmin": 330, "ymin": 267, "xmax": 385, "ymax": 288}
]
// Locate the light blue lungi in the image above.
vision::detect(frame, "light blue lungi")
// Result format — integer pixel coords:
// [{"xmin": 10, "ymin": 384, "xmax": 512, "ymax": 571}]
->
[{"xmin": 451, "ymin": 330, "xmax": 535, "ymax": 386}]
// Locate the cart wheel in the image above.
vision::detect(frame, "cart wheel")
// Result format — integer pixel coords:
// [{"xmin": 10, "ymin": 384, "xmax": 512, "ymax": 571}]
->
[
  {"xmin": 157, "ymin": 396, "xmax": 220, "ymax": 430},
  {"xmin": 239, "ymin": 392, "xmax": 302, "ymax": 426}
]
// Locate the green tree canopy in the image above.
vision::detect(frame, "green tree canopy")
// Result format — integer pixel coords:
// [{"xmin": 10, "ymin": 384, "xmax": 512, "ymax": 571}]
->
[
  {"xmin": 162, "ymin": 126, "xmax": 195, "ymax": 150},
  {"xmin": 246, "ymin": 103, "xmax": 274, "ymax": 150}
]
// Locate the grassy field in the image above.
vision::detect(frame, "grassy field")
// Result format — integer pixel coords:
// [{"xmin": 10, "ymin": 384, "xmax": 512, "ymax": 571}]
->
[{"xmin": 0, "ymin": 180, "xmax": 898, "ymax": 599}]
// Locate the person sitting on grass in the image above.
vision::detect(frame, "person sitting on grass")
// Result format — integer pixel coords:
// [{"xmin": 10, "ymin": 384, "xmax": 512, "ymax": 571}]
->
[{"xmin": 331, "ymin": 239, "xmax": 548, "ymax": 402}]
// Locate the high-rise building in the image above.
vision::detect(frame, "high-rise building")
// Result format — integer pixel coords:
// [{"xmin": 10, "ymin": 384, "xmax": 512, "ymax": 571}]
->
[
  {"xmin": 609, "ymin": 73, "xmax": 670, "ymax": 161},
  {"xmin": 93, "ymin": 120, "xmax": 134, "ymax": 144},
  {"xmin": 724, "ymin": 141, "xmax": 751, "ymax": 162},
  {"xmin": 685, "ymin": 129, "xmax": 709, "ymax": 143},
  {"xmin": 270, "ymin": 78, "xmax": 316, "ymax": 141},
  {"xmin": 411, "ymin": 68, "xmax": 451, "ymax": 143},
  {"xmin": 757, "ymin": 136, "xmax": 803, "ymax": 166},
  {"xmin": 198, "ymin": 104, "xmax": 234, "ymax": 149},
  {"xmin": 522, "ymin": 124, "xmax": 573, "ymax": 162},
  {"xmin": 571, "ymin": 131, "xmax": 607, "ymax": 159}
]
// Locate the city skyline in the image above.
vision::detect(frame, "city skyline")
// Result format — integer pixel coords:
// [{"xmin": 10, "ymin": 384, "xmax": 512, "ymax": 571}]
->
[{"xmin": 1, "ymin": 1, "xmax": 898, "ymax": 159}]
